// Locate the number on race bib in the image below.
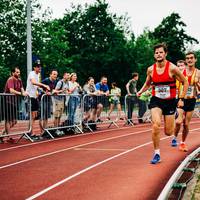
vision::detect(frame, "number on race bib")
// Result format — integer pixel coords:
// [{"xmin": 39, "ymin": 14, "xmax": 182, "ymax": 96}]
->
[{"xmin": 155, "ymin": 85, "xmax": 170, "ymax": 99}]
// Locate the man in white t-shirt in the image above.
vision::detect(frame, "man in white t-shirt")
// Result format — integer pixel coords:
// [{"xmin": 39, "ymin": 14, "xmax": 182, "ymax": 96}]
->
[{"xmin": 26, "ymin": 63, "xmax": 50, "ymax": 140}]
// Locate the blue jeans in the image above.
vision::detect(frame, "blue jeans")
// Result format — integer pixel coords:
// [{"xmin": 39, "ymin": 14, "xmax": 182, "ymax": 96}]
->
[{"xmin": 67, "ymin": 96, "xmax": 80, "ymax": 124}]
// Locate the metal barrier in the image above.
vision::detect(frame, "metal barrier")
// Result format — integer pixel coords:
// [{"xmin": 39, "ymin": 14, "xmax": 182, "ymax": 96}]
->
[
  {"xmin": 124, "ymin": 94, "xmax": 151, "ymax": 125},
  {"xmin": 82, "ymin": 94, "xmax": 124, "ymax": 131},
  {"xmin": 158, "ymin": 147, "xmax": 200, "ymax": 200},
  {"xmin": 0, "ymin": 93, "xmax": 31, "ymax": 142},
  {"xmin": 40, "ymin": 94, "xmax": 83, "ymax": 137},
  {"xmin": 192, "ymin": 98, "xmax": 200, "ymax": 118}
]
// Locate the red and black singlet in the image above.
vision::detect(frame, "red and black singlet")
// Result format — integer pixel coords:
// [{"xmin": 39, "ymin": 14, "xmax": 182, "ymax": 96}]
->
[{"xmin": 152, "ymin": 61, "xmax": 176, "ymax": 99}]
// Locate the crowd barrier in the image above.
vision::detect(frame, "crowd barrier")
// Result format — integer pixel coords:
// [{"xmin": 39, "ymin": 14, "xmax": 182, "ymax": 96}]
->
[
  {"xmin": 40, "ymin": 94, "xmax": 83, "ymax": 138},
  {"xmin": 0, "ymin": 93, "xmax": 31, "ymax": 142},
  {"xmin": 124, "ymin": 94, "xmax": 151, "ymax": 125},
  {"xmin": 1, "ymin": 92, "xmax": 200, "ymax": 142}
]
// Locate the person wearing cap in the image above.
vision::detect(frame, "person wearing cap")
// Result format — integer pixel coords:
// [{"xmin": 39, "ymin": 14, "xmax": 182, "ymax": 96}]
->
[{"xmin": 26, "ymin": 63, "xmax": 50, "ymax": 140}]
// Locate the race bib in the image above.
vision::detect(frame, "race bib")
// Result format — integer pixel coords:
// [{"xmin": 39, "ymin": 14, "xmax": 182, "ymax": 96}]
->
[
  {"xmin": 155, "ymin": 85, "xmax": 170, "ymax": 99},
  {"xmin": 186, "ymin": 86, "xmax": 194, "ymax": 97}
]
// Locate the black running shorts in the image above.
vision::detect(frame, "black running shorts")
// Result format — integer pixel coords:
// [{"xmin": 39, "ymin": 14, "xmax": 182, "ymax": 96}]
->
[{"xmin": 149, "ymin": 96, "xmax": 177, "ymax": 115}]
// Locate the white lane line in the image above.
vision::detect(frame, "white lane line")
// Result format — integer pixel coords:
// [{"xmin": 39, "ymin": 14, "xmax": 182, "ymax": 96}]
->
[
  {"xmin": 1, "ymin": 119, "xmax": 199, "ymax": 152},
  {"xmin": 25, "ymin": 138, "xmax": 164, "ymax": 200},
  {"xmin": 26, "ymin": 127, "xmax": 200, "ymax": 200},
  {"xmin": 0, "ymin": 125, "xmax": 143, "ymax": 152},
  {"xmin": 0, "ymin": 129, "xmax": 151, "ymax": 170},
  {"xmin": 74, "ymin": 148, "xmax": 128, "ymax": 151}
]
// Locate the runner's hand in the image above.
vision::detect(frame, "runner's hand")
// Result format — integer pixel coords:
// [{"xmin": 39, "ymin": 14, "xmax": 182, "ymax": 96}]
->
[{"xmin": 177, "ymin": 99, "xmax": 184, "ymax": 108}]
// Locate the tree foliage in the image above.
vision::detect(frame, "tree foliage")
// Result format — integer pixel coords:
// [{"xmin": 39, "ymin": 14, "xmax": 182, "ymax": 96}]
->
[
  {"xmin": 150, "ymin": 13, "xmax": 199, "ymax": 64},
  {"xmin": 0, "ymin": 0, "xmax": 199, "ymax": 93}
]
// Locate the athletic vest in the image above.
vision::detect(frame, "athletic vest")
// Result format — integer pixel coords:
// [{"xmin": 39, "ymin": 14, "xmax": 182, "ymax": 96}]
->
[
  {"xmin": 176, "ymin": 69, "xmax": 186, "ymax": 98},
  {"xmin": 185, "ymin": 68, "xmax": 197, "ymax": 99},
  {"xmin": 152, "ymin": 61, "xmax": 176, "ymax": 99}
]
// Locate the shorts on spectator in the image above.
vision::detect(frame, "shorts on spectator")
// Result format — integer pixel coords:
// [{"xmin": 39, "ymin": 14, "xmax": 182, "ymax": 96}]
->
[
  {"xmin": 84, "ymin": 96, "xmax": 98, "ymax": 112},
  {"xmin": 109, "ymin": 99, "xmax": 120, "ymax": 106},
  {"xmin": 53, "ymin": 101, "xmax": 64, "ymax": 118},
  {"xmin": 97, "ymin": 95, "xmax": 109, "ymax": 107},
  {"xmin": 31, "ymin": 98, "xmax": 39, "ymax": 112}
]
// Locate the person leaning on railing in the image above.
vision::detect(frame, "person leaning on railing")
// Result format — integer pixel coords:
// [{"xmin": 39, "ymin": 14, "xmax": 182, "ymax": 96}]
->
[
  {"xmin": 95, "ymin": 76, "xmax": 109, "ymax": 123},
  {"xmin": 138, "ymin": 88, "xmax": 152, "ymax": 123},
  {"xmin": 126, "ymin": 72, "xmax": 139, "ymax": 125},
  {"xmin": 26, "ymin": 63, "xmax": 50, "ymax": 141},
  {"xmin": 53, "ymin": 72, "xmax": 70, "ymax": 136},
  {"xmin": 1, "ymin": 67, "xmax": 28, "ymax": 143},
  {"xmin": 82, "ymin": 77, "xmax": 98, "ymax": 130}
]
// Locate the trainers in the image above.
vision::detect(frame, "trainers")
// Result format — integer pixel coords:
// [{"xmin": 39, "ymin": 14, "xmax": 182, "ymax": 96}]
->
[
  {"xmin": 55, "ymin": 130, "xmax": 62, "ymax": 136},
  {"xmin": 179, "ymin": 143, "xmax": 188, "ymax": 152},
  {"xmin": 171, "ymin": 138, "xmax": 178, "ymax": 147},
  {"xmin": 96, "ymin": 118, "xmax": 103, "ymax": 123},
  {"xmin": 59, "ymin": 130, "xmax": 65, "ymax": 136},
  {"xmin": 0, "ymin": 137, "xmax": 4, "ymax": 144},
  {"xmin": 150, "ymin": 154, "xmax": 161, "ymax": 164},
  {"xmin": 7, "ymin": 137, "xmax": 16, "ymax": 143}
]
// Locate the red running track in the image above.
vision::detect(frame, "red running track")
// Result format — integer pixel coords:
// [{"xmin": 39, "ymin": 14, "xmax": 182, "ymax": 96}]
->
[{"xmin": 0, "ymin": 119, "xmax": 200, "ymax": 200}]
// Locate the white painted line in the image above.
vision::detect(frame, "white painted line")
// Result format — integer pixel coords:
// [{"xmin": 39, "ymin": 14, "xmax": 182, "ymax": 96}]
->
[
  {"xmin": 0, "ymin": 119, "xmax": 198, "ymax": 152},
  {"xmin": 0, "ymin": 129, "xmax": 151, "ymax": 170},
  {"xmin": 26, "ymin": 127, "xmax": 200, "ymax": 200},
  {"xmin": 26, "ymin": 137, "xmax": 168, "ymax": 200},
  {"xmin": 74, "ymin": 148, "xmax": 128, "ymax": 151},
  {"xmin": 0, "ymin": 125, "xmax": 141, "ymax": 152}
]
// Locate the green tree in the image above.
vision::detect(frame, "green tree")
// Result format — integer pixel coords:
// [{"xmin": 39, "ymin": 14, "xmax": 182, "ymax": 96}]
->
[
  {"xmin": 133, "ymin": 29, "xmax": 155, "ymax": 87},
  {"xmin": 0, "ymin": 0, "xmax": 27, "ymax": 85},
  {"xmin": 195, "ymin": 50, "xmax": 200, "ymax": 68},
  {"xmin": 54, "ymin": 0, "xmax": 135, "ymax": 91},
  {"xmin": 0, "ymin": 0, "xmax": 51, "ymax": 88},
  {"xmin": 150, "ymin": 13, "xmax": 199, "ymax": 64}
]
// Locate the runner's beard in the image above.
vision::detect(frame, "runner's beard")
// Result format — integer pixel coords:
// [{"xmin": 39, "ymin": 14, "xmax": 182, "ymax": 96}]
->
[{"xmin": 157, "ymin": 58, "xmax": 164, "ymax": 63}]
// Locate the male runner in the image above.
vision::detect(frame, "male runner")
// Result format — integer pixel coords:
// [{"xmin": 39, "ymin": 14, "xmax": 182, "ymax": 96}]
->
[
  {"xmin": 172, "ymin": 52, "xmax": 200, "ymax": 151},
  {"xmin": 137, "ymin": 43, "xmax": 188, "ymax": 164}
]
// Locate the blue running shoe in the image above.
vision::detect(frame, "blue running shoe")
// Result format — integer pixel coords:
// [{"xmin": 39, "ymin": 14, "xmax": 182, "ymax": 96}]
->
[
  {"xmin": 150, "ymin": 154, "xmax": 161, "ymax": 164},
  {"xmin": 171, "ymin": 138, "xmax": 178, "ymax": 147}
]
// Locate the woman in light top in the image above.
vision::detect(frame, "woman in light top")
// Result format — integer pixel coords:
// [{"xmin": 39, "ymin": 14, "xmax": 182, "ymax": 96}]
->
[
  {"xmin": 67, "ymin": 73, "xmax": 82, "ymax": 125},
  {"xmin": 107, "ymin": 82, "xmax": 123, "ymax": 121}
]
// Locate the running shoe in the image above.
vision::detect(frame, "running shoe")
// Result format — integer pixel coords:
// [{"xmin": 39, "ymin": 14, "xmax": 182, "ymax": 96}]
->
[
  {"xmin": 0, "ymin": 137, "xmax": 4, "ymax": 143},
  {"xmin": 171, "ymin": 138, "xmax": 178, "ymax": 147},
  {"xmin": 150, "ymin": 154, "xmax": 161, "ymax": 164},
  {"xmin": 179, "ymin": 143, "xmax": 188, "ymax": 152},
  {"xmin": 96, "ymin": 118, "xmax": 103, "ymax": 123}
]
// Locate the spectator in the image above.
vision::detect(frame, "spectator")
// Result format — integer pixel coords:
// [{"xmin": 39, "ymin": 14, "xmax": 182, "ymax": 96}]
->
[
  {"xmin": 26, "ymin": 63, "xmax": 50, "ymax": 140},
  {"xmin": 107, "ymin": 82, "xmax": 123, "ymax": 121},
  {"xmin": 40, "ymin": 69, "xmax": 59, "ymax": 130},
  {"xmin": 138, "ymin": 88, "xmax": 152, "ymax": 123},
  {"xmin": 2, "ymin": 67, "xmax": 27, "ymax": 143},
  {"xmin": 126, "ymin": 72, "xmax": 139, "ymax": 124},
  {"xmin": 83, "ymin": 77, "xmax": 98, "ymax": 124},
  {"xmin": 95, "ymin": 76, "xmax": 109, "ymax": 122},
  {"xmin": 53, "ymin": 72, "xmax": 70, "ymax": 135},
  {"xmin": 67, "ymin": 73, "xmax": 81, "ymax": 125}
]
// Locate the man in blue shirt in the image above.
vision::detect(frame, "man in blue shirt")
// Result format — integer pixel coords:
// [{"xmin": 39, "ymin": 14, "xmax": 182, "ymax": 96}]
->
[{"xmin": 95, "ymin": 76, "xmax": 109, "ymax": 122}]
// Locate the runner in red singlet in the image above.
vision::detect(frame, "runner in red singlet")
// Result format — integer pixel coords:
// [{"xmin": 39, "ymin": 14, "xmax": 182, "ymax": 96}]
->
[{"xmin": 137, "ymin": 43, "xmax": 188, "ymax": 164}]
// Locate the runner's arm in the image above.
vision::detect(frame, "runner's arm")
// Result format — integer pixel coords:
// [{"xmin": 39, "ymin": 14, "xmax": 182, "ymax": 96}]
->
[
  {"xmin": 137, "ymin": 67, "xmax": 152, "ymax": 96},
  {"xmin": 172, "ymin": 66, "xmax": 188, "ymax": 98},
  {"xmin": 31, "ymin": 78, "xmax": 50, "ymax": 91}
]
